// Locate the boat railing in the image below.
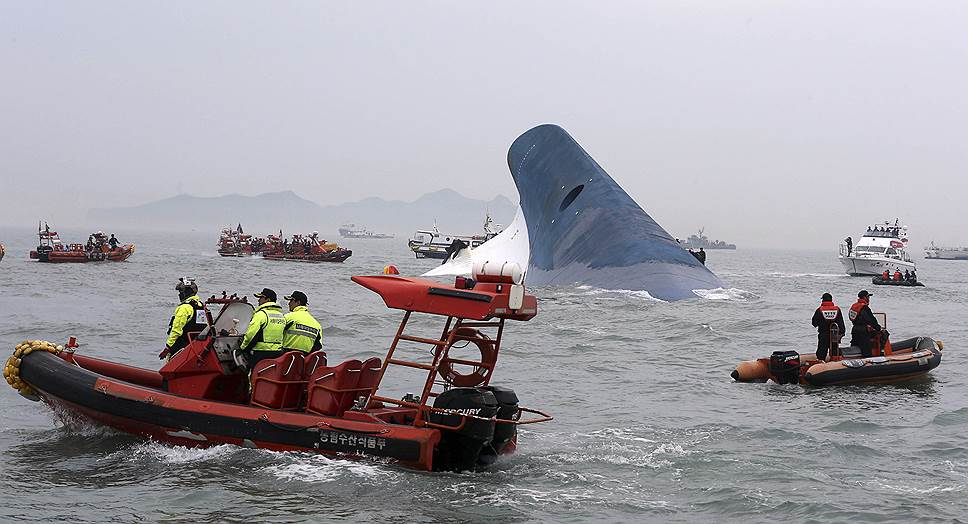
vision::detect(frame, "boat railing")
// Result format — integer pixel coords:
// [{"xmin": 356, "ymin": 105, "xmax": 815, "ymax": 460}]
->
[{"xmin": 365, "ymin": 310, "xmax": 551, "ymax": 430}]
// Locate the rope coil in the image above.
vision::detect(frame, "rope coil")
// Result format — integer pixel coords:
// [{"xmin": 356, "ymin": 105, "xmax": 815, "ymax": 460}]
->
[{"xmin": 4, "ymin": 340, "xmax": 64, "ymax": 397}]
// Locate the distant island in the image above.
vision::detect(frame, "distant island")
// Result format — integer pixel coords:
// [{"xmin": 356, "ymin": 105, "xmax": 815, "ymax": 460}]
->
[{"xmin": 87, "ymin": 189, "xmax": 517, "ymax": 237}]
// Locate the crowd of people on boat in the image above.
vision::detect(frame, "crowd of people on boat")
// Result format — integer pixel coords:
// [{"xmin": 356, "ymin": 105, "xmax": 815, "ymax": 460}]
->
[
  {"xmin": 877, "ymin": 269, "xmax": 918, "ymax": 283},
  {"xmin": 811, "ymin": 289, "xmax": 884, "ymax": 360},
  {"xmin": 162, "ymin": 278, "xmax": 323, "ymax": 372},
  {"xmin": 281, "ymin": 233, "xmax": 321, "ymax": 255},
  {"xmin": 85, "ymin": 231, "xmax": 121, "ymax": 252}
]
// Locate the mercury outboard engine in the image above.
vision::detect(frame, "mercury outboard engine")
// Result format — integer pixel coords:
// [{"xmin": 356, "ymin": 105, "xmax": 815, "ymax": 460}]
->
[
  {"xmin": 430, "ymin": 387, "xmax": 498, "ymax": 471},
  {"xmin": 769, "ymin": 350, "xmax": 801, "ymax": 384},
  {"xmin": 476, "ymin": 385, "xmax": 519, "ymax": 465}
]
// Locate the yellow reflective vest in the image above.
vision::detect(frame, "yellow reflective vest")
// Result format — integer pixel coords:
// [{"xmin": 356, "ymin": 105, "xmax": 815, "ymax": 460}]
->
[
  {"xmin": 241, "ymin": 302, "xmax": 285, "ymax": 352},
  {"xmin": 283, "ymin": 306, "xmax": 322, "ymax": 352},
  {"xmin": 166, "ymin": 295, "xmax": 204, "ymax": 351}
]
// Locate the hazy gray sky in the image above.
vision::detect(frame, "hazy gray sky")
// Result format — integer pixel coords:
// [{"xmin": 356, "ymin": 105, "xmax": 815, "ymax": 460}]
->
[{"xmin": 2, "ymin": 1, "xmax": 965, "ymax": 248}]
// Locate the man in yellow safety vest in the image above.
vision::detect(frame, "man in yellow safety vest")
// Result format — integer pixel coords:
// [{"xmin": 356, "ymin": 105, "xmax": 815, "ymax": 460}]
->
[
  {"xmin": 240, "ymin": 287, "xmax": 286, "ymax": 369},
  {"xmin": 282, "ymin": 290, "xmax": 322, "ymax": 353}
]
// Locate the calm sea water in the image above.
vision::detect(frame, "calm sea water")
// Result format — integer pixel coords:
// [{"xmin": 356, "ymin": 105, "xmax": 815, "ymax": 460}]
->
[{"xmin": 1, "ymin": 227, "xmax": 967, "ymax": 523}]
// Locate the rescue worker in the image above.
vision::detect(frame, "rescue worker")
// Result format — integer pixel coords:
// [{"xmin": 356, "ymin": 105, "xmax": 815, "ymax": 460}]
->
[
  {"xmin": 849, "ymin": 290, "xmax": 882, "ymax": 357},
  {"xmin": 811, "ymin": 292, "xmax": 846, "ymax": 361},
  {"xmin": 893, "ymin": 269, "xmax": 903, "ymax": 281},
  {"xmin": 160, "ymin": 278, "xmax": 205, "ymax": 360},
  {"xmin": 697, "ymin": 247, "xmax": 706, "ymax": 265},
  {"xmin": 844, "ymin": 237, "xmax": 853, "ymax": 255},
  {"xmin": 881, "ymin": 269, "xmax": 890, "ymax": 281},
  {"xmin": 903, "ymin": 269, "xmax": 910, "ymax": 281},
  {"xmin": 282, "ymin": 290, "xmax": 322, "ymax": 352},
  {"xmin": 108, "ymin": 234, "xmax": 120, "ymax": 250},
  {"xmin": 240, "ymin": 288, "xmax": 286, "ymax": 369},
  {"xmin": 909, "ymin": 269, "xmax": 918, "ymax": 282}
]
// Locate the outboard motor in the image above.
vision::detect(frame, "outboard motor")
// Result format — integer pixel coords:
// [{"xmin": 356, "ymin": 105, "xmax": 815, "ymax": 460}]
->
[
  {"xmin": 429, "ymin": 387, "xmax": 498, "ymax": 471},
  {"xmin": 769, "ymin": 351, "xmax": 801, "ymax": 384},
  {"xmin": 477, "ymin": 385, "xmax": 519, "ymax": 465}
]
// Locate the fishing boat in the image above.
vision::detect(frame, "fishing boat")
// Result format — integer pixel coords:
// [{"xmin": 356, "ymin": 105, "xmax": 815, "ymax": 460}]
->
[
  {"xmin": 217, "ymin": 224, "xmax": 265, "ymax": 257},
  {"xmin": 839, "ymin": 220, "xmax": 915, "ymax": 276},
  {"xmin": 263, "ymin": 232, "xmax": 352, "ymax": 263},
  {"xmin": 28, "ymin": 222, "xmax": 134, "ymax": 263},
  {"xmin": 0, "ymin": 243, "xmax": 5, "ymax": 262},
  {"xmin": 338, "ymin": 224, "xmax": 394, "ymax": 239},
  {"xmin": 731, "ymin": 315, "xmax": 942, "ymax": 386},
  {"xmin": 408, "ymin": 215, "xmax": 501, "ymax": 259},
  {"xmin": 6, "ymin": 264, "xmax": 551, "ymax": 472}
]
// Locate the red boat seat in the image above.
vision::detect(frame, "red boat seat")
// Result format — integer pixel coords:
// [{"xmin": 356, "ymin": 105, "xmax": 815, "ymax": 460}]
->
[
  {"xmin": 306, "ymin": 359, "xmax": 362, "ymax": 416},
  {"xmin": 346, "ymin": 357, "xmax": 383, "ymax": 411},
  {"xmin": 303, "ymin": 351, "xmax": 328, "ymax": 379},
  {"xmin": 250, "ymin": 351, "xmax": 305, "ymax": 410}
]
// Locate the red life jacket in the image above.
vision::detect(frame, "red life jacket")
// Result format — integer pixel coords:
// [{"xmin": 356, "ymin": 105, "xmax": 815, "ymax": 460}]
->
[
  {"xmin": 893, "ymin": 271, "xmax": 902, "ymax": 281},
  {"xmin": 848, "ymin": 298, "xmax": 868, "ymax": 322},
  {"xmin": 819, "ymin": 301, "xmax": 840, "ymax": 321},
  {"xmin": 882, "ymin": 270, "xmax": 889, "ymax": 279}
]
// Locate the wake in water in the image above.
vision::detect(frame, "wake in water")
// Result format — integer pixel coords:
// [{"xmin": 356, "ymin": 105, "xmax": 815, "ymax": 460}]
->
[{"xmin": 692, "ymin": 287, "xmax": 759, "ymax": 301}]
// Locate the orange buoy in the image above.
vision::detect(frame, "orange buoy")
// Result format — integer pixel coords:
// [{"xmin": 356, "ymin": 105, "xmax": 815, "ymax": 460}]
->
[{"xmin": 383, "ymin": 265, "xmax": 400, "ymax": 275}]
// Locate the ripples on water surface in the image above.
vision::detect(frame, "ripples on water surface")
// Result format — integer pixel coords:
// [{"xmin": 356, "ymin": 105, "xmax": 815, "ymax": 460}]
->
[{"xmin": 1, "ymin": 228, "xmax": 967, "ymax": 523}]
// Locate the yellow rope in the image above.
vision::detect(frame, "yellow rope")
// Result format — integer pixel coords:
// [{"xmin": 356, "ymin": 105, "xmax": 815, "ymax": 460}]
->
[{"xmin": 4, "ymin": 340, "xmax": 63, "ymax": 397}]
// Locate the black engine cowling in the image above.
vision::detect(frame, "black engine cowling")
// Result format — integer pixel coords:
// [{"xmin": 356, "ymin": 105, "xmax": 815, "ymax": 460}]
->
[
  {"xmin": 430, "ymin": 387, "xmax": 498, "ymax": 471},
  {"xmin": 477, "ymin": 385, "xmax": 518, "ymax": 465},
  {"xmin": 769, "ymin": 350, "xmax": 801, "ymax": 384}
]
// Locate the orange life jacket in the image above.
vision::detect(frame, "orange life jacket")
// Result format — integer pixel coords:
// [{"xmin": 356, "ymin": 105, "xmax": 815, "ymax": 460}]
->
[
  {"xmin": 882, "ymin": 270, "xmax": 889, "ymax": 279},
  {"xmin": 848, "ymin": 298, "xmax": 868, "ymax": 322},
  {"xmin": 819, "ymin": 301, "xmax": 840, "ymax": 320},
  {"xmin": 893, "ymin": 271, "xmax": 902, "ymax": 281}
]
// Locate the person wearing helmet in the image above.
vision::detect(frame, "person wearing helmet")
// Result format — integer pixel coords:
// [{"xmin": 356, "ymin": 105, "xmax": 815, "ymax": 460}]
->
[
  {"xmin": 240, "ymin": 288, "xmax": 286, "ymax": 369},
  {"xmin": 161, "ymin": 278, "xmax": 205, "ymax": 360},
  {"xmin": 282, "ymin": 290, "xmax": 322, "ymax": 353}
]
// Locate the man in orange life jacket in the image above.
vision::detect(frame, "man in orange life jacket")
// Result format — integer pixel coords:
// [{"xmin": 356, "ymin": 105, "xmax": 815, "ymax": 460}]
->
[
  {"xmin": 849, "ymin": 290, "xmax": 882, "ymax": 357},
  {"xmin": 881, "ymin": 269, "xmax": 890, "ymax": 281},
  {"xmin": 811, "ymin": 293, "xmax": 845, "ymax": 361},
  {"xmin": 893, "ymin": 270, "xmax": 903, "ymax": 281}
]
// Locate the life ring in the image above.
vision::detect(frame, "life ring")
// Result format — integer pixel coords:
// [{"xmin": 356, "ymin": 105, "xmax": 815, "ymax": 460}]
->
[{"xmin": 438, "ymin": 327, "xmax": 497, "ymax": 387}]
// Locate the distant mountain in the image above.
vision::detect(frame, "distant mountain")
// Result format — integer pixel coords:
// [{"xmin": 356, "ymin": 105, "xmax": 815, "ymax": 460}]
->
[{"xmin": 87, "ymin": 189, "xmax": 517, "ymax": 236}]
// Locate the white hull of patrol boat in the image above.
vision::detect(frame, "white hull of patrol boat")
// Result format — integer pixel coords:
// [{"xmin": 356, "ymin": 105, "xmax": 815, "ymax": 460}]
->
[{"xmin": 839, "ymin": 255, "xmax": 916, "ymax": 277}]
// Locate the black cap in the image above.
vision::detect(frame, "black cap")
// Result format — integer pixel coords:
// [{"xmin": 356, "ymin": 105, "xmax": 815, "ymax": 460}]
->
[
  {"xmin": 254, "ymin": 288, "xmax": 277, "ymax": 301},
  {"xmin": 821, "ymin": 293, "xmax": 832, "ymax": 301},
  {"xmin": 858, "ymin": 290, "xmax": 872, "ymax": 298},
  {"xmin": 284, "ymin": 290, "xmax": 308, "ymax": 305}
]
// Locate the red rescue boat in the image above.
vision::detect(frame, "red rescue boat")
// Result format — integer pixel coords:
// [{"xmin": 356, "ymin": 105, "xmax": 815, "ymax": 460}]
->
[
  {"xmin": 217, "ymin": 224, "xmax": 266, "ymax": 257},
  {"xmin": 263, "ymin": 232, "xmax": 352, "ymax": 263},
  {"xmin": 29, "ymin": 222, "xmax": 134, "ymax": 263},
  {"xmin": 9, "ymin": 267, "xmax": 550, "ymax": 471}
]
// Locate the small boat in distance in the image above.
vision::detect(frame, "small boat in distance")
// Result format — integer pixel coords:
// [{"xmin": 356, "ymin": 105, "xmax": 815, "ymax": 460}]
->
[
  {"xmin": 217, "ymin": 224, "xmax": 266, "ymax": 257},
  {"xmin": 29, "ymin": 222, "xmax": 134, "ymax": 263},
  {"xmin": 924, "ymin": 242, "xmax": 968, "ymax": 260},
  {"xmin": 0, "ymin": 243, "xmax": 5, "ymax": 262},
  {"xmin": 409, "ymin": 215, "xmax": 501, "ymax": 259},
  {"xmin": 839, "ymin": 219, "xmax": 915, "ymax": 276},
  {"xmin": 680, "ymin": 228, "xmax": 736, "ymax": 250},
  {"xmin": 263, "ymin": 231, "xmax": 352, "ymax": 263},
  {"xmin": 338, "ymin": 224, "xmax": 394, "ymax": 239}
]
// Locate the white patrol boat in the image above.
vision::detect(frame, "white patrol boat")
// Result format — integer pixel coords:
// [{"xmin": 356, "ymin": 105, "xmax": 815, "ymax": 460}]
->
[
  {"xmin": 839, "ymin": 220, "xmax": 916, "ymax": 276},
  {"xmin": 408, "ymin": 215, "xmax": 501, "ymax": 259}
]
